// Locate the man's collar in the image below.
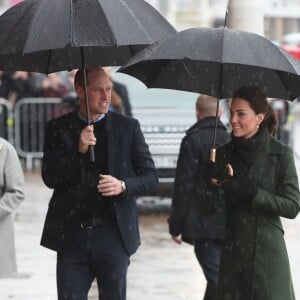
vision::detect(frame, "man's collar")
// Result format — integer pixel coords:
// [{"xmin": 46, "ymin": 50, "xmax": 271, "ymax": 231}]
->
[{"xmin": 77, "ymin": 109, "xmax": 105, "ymax": 123}]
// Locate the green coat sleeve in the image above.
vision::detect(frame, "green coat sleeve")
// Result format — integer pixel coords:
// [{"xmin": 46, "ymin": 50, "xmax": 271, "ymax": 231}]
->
[{"xmin": 252, "ymin": 147, "xmax": 300, "ymax": 219}]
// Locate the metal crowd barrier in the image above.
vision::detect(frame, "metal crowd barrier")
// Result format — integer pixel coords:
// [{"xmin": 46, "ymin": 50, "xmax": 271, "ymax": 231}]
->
[
  {"xmin": 14, "ymin": 97, "xmax": 73, "ymax": 170},
  {"xmin": 0, "ymin": 98, "xmax": 14, "ymax": 144}
]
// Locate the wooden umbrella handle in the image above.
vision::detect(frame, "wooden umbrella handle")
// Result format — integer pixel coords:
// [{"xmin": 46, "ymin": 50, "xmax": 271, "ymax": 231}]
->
[
  {"xmin": 226, "ymin": 164, "xmax": 234, "ymax": 176},
  {"xmin": 210, "ymin": 148, "xmax": 216, "ymax": 162}
]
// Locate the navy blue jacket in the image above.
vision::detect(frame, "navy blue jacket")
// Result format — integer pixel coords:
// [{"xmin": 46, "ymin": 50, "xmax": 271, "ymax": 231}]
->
[
  {"xmin": 169, "ymin": 117, "xmax": 229, "ymax": 244},
  {"xmin": 40, "ymin": 110, "xmax": 158, "ymax": 255}
]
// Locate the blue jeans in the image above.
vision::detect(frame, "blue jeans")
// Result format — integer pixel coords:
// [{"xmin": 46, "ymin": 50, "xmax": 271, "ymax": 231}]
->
[
  {"xmin": 194, "ymin": 239, "xmax": 222, "ymax": 300},
  {"xmin": 56, "ymin": 225, "xmax": 129, "ymax": 300}
]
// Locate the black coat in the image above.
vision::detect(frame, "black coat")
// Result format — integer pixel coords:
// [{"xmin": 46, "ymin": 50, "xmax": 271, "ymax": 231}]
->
[
  {"xmin": 169, "ymin": 117, "xmax": 229, "ymax": 244},
  {"xmin": 40, "ymin": 110, "xmax": 158, "ymax": 255},
  {"xmin": 113, "ymin": 80, "xmax": 132, "ymax": 117}
]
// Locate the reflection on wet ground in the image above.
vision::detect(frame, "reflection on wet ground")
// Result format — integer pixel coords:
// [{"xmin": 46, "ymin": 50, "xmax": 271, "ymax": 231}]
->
[
  {"xmin": 88, "ymin": 214, "xmax": 205, "ymax": 300},
  {"xmin": 90, "ymin": 213, "xmax": 300, "ymax": 300},
  {"xmin": 0, "ymin": 172, "xmax": 299, "ymax": 299},
  {"xmin": 128, "ymin": 215, "xmax": 205, "ymax": 300}
]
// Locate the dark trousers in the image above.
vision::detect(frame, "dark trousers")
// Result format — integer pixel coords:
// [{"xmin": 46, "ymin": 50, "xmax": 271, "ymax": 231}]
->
[
  {"xmin": 194, "ymin": 239, "xmax": 222, "ymax": 300},
  {"xmin": 56, "ymin": 225, "xmax": 129, "ymax": 300}
]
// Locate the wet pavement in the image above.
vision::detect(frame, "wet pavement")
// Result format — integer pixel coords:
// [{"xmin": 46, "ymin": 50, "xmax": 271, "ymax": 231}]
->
[{"xmin": 0, "ymin": 171, "xmax": 299, "ymax": 299}]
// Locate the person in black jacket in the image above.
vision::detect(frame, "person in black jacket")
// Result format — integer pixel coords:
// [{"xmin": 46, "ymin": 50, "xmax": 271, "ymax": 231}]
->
[
  {"xmin": 168, "ymin": 94, "xmax": 229, "ymax": 300},
  {"xmin": 102, "ymin": 67, "xmax": 132, "ymax": 116},
  {"xmin": 40, "ymin": 66, "xmax": 158, "ymax": 300},
  {"xmin": 112, "ymin": 80, "xmax": 132, "ymax": 117}
]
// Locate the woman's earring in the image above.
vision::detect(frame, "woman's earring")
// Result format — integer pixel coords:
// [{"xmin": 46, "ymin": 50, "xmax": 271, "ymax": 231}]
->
[{"xmin": 256, "ymin": 124, "xmax": 259, "ymax": 129}]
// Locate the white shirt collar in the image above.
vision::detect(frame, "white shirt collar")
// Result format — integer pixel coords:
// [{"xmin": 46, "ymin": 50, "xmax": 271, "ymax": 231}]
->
[{"xmin": 77, "ymin": 109, "xmax": 105, "ymax": 123}]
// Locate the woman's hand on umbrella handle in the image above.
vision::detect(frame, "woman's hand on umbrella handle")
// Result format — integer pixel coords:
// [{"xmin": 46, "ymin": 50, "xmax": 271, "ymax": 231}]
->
[
  {"xmin": 210, "ymin": 163, "xmax": 234, "ymax": 186},
  {"xmin": 209, "ymin": 148, "xmax": 216, "ymax": 162},
  {"xmin": 207, "ymin": 158, "xmax": 220, "ymax": 186},
  {"xmin": 79, "ymin": 125, "xmax": 96, "ymax": 153}
]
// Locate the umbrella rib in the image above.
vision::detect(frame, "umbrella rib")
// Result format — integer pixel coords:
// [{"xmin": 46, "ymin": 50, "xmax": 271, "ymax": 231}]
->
[
  {"xmin": 93, "ymin": 0, "xmax": 117, "ymax": 45},
  {"xmin": 128, "ymin": 45, "xmax": 135, "ymax": 57},
  {"xmin": 276, "ymin": 46, "xmax": 300, "ymax": 74},
  {"xmin": 0, "ymin": 1, "xmax": 38, "ymax": 55},
  {"xmin": 274, "ymin": 70, "xmax": 292, "ymax": 100},
  {"xmin": 118, "ymin": 0, "xmax": 152, "ymax": 42}
]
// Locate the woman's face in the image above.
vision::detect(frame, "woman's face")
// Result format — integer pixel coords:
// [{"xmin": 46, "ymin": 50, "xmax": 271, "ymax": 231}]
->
[{"xmin": 230, "ymin": 98, "xmax": 264, "ymax": 139}]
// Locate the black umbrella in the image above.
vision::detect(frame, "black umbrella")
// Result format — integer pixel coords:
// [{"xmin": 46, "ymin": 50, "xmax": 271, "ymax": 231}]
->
[
  {"xmin": 118, "ymin": 27, "xmax": 300, "ymax": 100},
  {"xmin": 118, "ymin": 27, "xmax": 300, "ymax": 155},
  {"xmin": 0, "ymin": 0, "xmax": 176, "ymax": 159},
  {"xmin": 0, "ymin": 0, "xmax": 176, "ymax": 73}
]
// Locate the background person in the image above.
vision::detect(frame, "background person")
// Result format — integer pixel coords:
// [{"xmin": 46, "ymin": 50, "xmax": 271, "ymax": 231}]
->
[
  {"xmin": 0, "ymin": 71, "xmax": 37, "ymax": 107},
  {"xmin": 40, "ymin": 66, "xmax": 158, "ymax": 300},
  {"xmin": 168, "ymin": 95, "xmax": 229, "ymax": 300},
  {"xmin": 110, "ymin": 87, "xmax": 125, "ymax": 114},
  {"xmin": 103, "ymin": 67, "xmax": 132, "ymax": 116},
  {"xmin": 112, "ymin": 80, "xmax": 132, "ymax": 117},
  {"xmin": 270, "ymin": 98, "xmax": 290, "ymax": 144},
  {"xmin": 205, "ymin": 86, "xmax": 300, "ymax": 300},
  {"xmin": 0, "ymin": 137, "xmax": 25, "ymax": 278},
  {"xmin": 37, "ymin": 72, "xmax": 69, "ymax": 98}
]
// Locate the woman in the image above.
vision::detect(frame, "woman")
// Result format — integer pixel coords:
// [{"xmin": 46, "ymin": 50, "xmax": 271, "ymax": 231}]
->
[
  {"xmin": 206, "ymin": 86, "xmax": 300, "ymax": 300},
  {"xmin": 0, "ymin": 137, "xmax": 25, "ymax": 278}
]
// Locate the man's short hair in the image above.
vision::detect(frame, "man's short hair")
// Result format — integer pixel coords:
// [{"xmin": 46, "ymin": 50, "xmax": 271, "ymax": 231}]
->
[
  {"xmin": 74, "ymin": 66, "xmax": 109, "ymax": 88},
  {"xmin": 196, "ymin": 94, "xmax": 218, "ymax": 117}
]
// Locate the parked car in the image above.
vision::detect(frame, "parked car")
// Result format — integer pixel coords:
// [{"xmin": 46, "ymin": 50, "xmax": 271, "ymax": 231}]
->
[
  {"xmin": 272, "ymin": 37, "xmax": 300, "ymax": 60},
  {"xmin": 281, "ymin": 32, "xmax": 300, "ymax": 47},
  {"xmin": 280, "ymin": 44, "xmax": 300, "ymax": 59},
  {"xmin": 279, "ymin": 32, "xmax": 300, "ymax": 60},
  {"xmin": 112, "ymin": 69, "xmax": 229, "ymax": 197}
]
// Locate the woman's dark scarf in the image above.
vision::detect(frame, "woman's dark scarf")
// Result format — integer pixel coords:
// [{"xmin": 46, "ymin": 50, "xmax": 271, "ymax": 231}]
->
[{"xmin": 231, "ymin": 125, "xmax": 269, "ymax": 169}]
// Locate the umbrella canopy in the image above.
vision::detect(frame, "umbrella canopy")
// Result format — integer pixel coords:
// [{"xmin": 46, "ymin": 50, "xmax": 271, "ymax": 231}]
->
[
  {"xmin": 0, "ymin": 0, "xmax": 176, "ymax": 73},
  {"xmin": 118, "ymin": 27, "xmax": 300, "ymax": 100},
  {"xmin": 0, "ymin": 0, "xmax": 176, "ymax": 161}
]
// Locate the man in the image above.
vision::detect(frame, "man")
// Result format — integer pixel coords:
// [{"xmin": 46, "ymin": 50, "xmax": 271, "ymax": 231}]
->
[
  {"xmin": 40, "ymin": 66, "xmax": 158, "ymax": 300},
  {"xmin": 168, "ymin": 95, "xmax": 229, "ymax": 300}
]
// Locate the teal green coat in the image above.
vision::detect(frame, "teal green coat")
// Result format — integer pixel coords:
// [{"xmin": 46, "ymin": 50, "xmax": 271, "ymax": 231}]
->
[{"xmin": 211, "ymin": 135, "xmax": 300, "ymax": 300}]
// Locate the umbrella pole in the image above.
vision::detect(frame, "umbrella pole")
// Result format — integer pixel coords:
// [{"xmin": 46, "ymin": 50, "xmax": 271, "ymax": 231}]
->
[
  {"xmin": 81, "ymin": 48, "xmax": 95, "ymax": 161},
  {"xmin": 82, "ymin": 67, "xmax": 91, "ymax": 124},
  {"xmin": 210, "ymin": 4, "xmax": 229, "ymax": 163},
  {"xmin": 209, "ymin": 100, "xmax": 219, "ymax": 163},
  {"xmin": 212, "ymin": 98, "xmax": 220, "ymax": 149},
  {"xmin": 210, "ymin": 58, "xmax": 224, "ymax": 162}
]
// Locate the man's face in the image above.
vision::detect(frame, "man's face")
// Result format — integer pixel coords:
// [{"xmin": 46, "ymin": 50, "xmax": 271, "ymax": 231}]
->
[{"xmin": 77, "ymin": 69, "xmax": 112, "ymax": 118}]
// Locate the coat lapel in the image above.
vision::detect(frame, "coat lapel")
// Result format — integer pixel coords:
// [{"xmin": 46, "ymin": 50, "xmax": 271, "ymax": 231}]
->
[
  {"xmin": 249, "ymin": 136, "xmax": 283, "ymax": 176},
  {"xmin": 105, "ymin": 112, "xmax": 116, "ymax": 175}
]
